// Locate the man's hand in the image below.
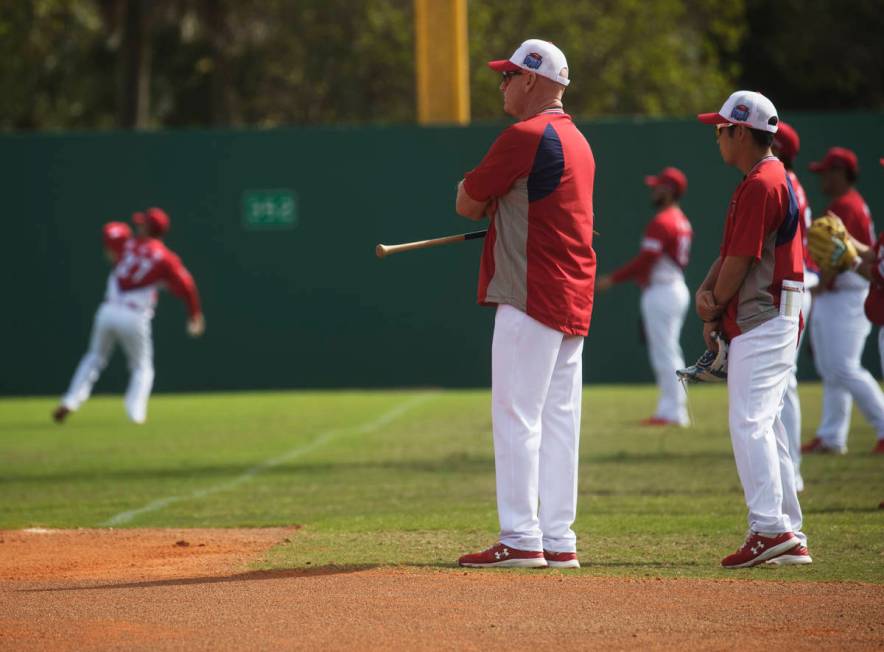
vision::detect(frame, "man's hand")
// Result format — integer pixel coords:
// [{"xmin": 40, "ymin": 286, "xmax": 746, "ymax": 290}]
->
[
  {"xmin": 696, "ymin": 290, "xmax": 722, "ymax": 322},
  {"xmin": 596, "ymin": 275, "xmax": 614, "ymax": 292},
  {"xmin": 187, "ymin": 313, "xmax": 205, "ymax": 337},
  {"xmin": 703, "ymin": 320, "xmax": 719, "ymax": 352}
]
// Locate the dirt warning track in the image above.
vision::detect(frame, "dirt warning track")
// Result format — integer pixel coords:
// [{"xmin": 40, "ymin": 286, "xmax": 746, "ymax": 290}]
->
[{"xmin": 1, "ymin": 529, "xmax": 882, "ymax": 650}]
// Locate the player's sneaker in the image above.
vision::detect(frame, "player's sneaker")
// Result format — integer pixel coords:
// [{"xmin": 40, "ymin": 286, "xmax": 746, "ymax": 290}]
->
[
  {"xmin": 871, "ymin": 439, "xmax": 884, "ymax": 454},
  {"xmin": 801, "ymin": 437, "xmax": 846, "ymax": 455},
  {"xmin": 640, "ymin": 416, "xmax": 682, "ymax": 427},
  {"xmin": 721, "ymin": 531, "xmax": 799, "ymax": 569},
  {"xmin": 458, "ymin": 543, "xmax": 547, "ymax": 568},
  {"xmin": 52, "ymin": 406, "xmax": 70, "ymax": 424},
  {"xmin": 765, "ymin": 545, "xmax": 812, "ymax": 566},
  {"xmin": 544, "ymin": 550, "xmax": 580, "ymax": 568}
]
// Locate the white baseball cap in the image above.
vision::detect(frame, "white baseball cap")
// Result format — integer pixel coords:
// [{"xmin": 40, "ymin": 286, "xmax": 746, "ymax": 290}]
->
[
  {"xmin": 488, "ymin": 39, "xmax": 570, "ymax": 86},
  {"xmin": 698, "ymin": 90, "xmax": 779, "ymax": 133}
]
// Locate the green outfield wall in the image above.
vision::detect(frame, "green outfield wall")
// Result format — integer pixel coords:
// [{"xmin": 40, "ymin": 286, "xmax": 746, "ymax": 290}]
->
[{"xmin": 3, "ymin": 112, "xmax": 884, "ymax": 395}]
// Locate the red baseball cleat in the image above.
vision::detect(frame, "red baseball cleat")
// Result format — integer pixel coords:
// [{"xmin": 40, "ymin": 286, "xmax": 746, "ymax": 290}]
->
[
  {"xmin": 801, "ymin": 437, "xmax": 846, "ymax": 455},
  {"xmin": 52, "ymin": 406, "xmax": 70, "ymax": 424},
  {"xmin": 765, "ymin": 545, "xmax": 812, "ymax": 566},
  {"xmin": 721, "ymin": 532, "xmax": 799, "ymax": 569},
  {"xmin": 458, "ymin": 543, "xmax": 547, "ymax": 568},
  {"xmin": 640, "ymin": 416, "xmax": 681, "ymax": 427},
  {"xmin": 544, "ymin": 550, "xmax": 580, "ymax": 568},
  {"xmin": 871, "ymin": 440, "xmax": 884, "ymax": 454}
]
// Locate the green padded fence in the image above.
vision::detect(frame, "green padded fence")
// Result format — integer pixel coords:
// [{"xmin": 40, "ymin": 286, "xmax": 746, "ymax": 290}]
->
[{"xmin": 3, "ymin": 112, "xmax": 883, "ymax": 394}]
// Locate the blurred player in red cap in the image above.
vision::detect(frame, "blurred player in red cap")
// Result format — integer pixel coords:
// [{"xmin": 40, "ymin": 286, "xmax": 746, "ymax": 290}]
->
[
  {"xmin": 815, "ymin": 157, "xmax": 884, "ymax": 455},
  {"xmin": 597, "ymin": 167, "xmax": 693, "ymax": 426},
  {"xmin": 54, "ymin": 208, "xmax": 204, "ymax": 424},
  {"xmin": 802, "ymin": 147, "xmax": 884, "ymax": 454},
  {"xmin": 771, "ymin": 121, "xmax": 815, "ymax": 490}
]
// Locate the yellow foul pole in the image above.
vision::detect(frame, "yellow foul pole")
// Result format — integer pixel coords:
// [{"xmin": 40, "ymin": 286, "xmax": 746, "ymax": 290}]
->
[{"xmin": 414, "ymin": 0, "xmax": 470, "ymax": 125}]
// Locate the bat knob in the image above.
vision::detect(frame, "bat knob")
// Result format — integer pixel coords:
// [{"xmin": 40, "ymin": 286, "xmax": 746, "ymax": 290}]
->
[{"xmin": 375, "ymin": 244, "xmax": 388, "ymax": 258}]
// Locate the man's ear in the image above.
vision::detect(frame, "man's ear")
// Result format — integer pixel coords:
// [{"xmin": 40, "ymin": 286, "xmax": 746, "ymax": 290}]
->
[{"xmin": 525, "ymin": 71, "xmax": 537, "ymax": 90}]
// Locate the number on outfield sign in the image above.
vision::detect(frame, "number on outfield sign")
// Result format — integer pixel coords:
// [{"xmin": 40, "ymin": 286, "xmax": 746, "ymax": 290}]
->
[{"xmin": 242, "ymin": 190, "xmax": 298, "ymax": 230}]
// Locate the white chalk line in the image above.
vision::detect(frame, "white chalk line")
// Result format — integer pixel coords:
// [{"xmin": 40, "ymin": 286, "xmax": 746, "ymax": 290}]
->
[{"xmin": 102, "ymin": 392, "xmax": 436, "ymax": 527}]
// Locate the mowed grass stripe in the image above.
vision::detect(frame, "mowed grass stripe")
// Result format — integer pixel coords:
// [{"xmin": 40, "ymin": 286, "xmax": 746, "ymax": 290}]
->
[
  {"xmin": 102, "ymin": 392, "xmax": 438, "ymax": 526},
  {"xmin": 0, "ymin": 384, "xmax": 882, "ymax": 582}
]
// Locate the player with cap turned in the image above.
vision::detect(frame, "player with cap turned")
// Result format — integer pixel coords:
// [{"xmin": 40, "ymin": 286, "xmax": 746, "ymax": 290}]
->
[
  {"xmin": 454, "ymin": 39, "xmax": 595, "ymax": 569},
  {"xmin": 801, "ymin": 147, "xmax": 884, "ymax": 455},
  {"xmin": 695, "ymin": 91, "xmax": 811, "ymax": 567},
  {"xmin": 597, "ymin": 167, "xmax": 693, "ymax": 427},
  {"xmin": 771, "ymin": 121, "xmax": 816, "ymax": 490},
  {"xmin": 54, "ymin": 208, "xmax": 204, "ymax": 425}
]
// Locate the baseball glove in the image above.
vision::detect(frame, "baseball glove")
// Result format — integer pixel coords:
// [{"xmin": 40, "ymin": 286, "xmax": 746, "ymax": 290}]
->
[
  {"xmin": 807, "ymin": 213, "xmax": 858, "ymax": 272},
  {"xmin": 676, "ymin": 333, "xmax": 728, "ymax": 383}
]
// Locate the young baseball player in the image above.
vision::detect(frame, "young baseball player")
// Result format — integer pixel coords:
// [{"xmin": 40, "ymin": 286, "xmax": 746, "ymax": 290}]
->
[
  {"xmin": 54, "ymin": 208, "xmax": 204, "ymax": 425},
  {"xmin": 772, "ymin": 122, "xmax": 816, "ymax": 490},
  {"xmin": 696, "ymin": 91, "xmax": 810, "ymax": 568},
  {"xmin": 802, "ymin": 147, "xmax": 884, "ymax": 455},
  {"xmin": 597, "ymin": 167, "xmax": 692, "ymax": 426},
  {"xmin": 454, "ymin": 39, "xmax": 595, "ymax": 569}
]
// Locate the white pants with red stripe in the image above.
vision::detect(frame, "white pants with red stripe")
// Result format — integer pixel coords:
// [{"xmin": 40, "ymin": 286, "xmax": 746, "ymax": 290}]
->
[
  {"xmin": 810, "ymin": 289, "xmax": 884, "ymax": 449},
  {"xmin": 61, "ymin": 303, "xmax": 155, "ymax": 424},
  {"xmin": 640, "ymin": 281, "xmax": 689, "ymax": 425},
  {"xmin": 492, "ymin": 304, "xmax": 583, "ymax": 553},
  {"xmin": 780, "ymin": 289, "xmax": 812, "ymax": 491},
  {"xmin": 728, "ymin": 316, "xmax": 806, "ymax": 545}
]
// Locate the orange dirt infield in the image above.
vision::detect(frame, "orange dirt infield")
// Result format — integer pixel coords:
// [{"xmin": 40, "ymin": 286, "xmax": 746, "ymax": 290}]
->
[{"xmin": 1, "ymin": 528, "xmax": 882, "ymax": 651}]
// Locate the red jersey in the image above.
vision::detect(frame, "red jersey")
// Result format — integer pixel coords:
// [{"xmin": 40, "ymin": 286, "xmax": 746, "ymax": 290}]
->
[
  {"xmin": 828, "ymin": 188, "xmax": 874, "ymax": 291},
  {"xmin": 787, "ymin": 170, "xmax": 817, "ymax": 274},
  {"xmin": 463, "ymin": 110, "xmax": 596, "ymax": 336},
  {"xmin": 865, "ymin": 234, "xmax": 884, "ymax": 325},
  {"xmin": 610, "ymin": 205, "xmax": 692, "ymax": 288},
  {"xmin": 830, "ymin": 188, "xmax": 874, "ymax": 246},
  {"xmin": 112, "ymin": 237, "xmax": 201, "ymax": 318},
  {"xmin": 718, "ymin": 157, "xmax": 804, "ymax": 341}
]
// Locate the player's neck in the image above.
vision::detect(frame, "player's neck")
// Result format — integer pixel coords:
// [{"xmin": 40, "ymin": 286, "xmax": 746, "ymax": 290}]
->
[
  {"xmin": 828, "ymin": 183, "xmax": 852, "ymax": 199},
  {"xmin": 736, "ymin": 147, "xmax": 774, "ymax": 176},
  {"xmin": 520, "ymin": 97, "xmax": 563, "ymax": 120}
]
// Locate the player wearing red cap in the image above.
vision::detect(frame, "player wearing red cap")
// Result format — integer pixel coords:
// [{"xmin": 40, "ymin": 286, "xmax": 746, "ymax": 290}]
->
[
  {"xmin": 812, "ymin": 158, "xmax": 884, "ymax": 455},
  {"xmin": 802, "ymin": 148, "xmax": 884, "ymax": 455},
  {"xmin": 695, "ymin": 91, "xmax": 809, "ymax": 568},
  {"xmin": 771, "ymin": 121, "xmax": 815, "ymax": 491},
  {"xmin": 597, "ymin": 167, "xmax": 693, "ymax": 426},
  {"xmin": 54, "ymin": 208, "xmax": 204, "ymax": 424}
]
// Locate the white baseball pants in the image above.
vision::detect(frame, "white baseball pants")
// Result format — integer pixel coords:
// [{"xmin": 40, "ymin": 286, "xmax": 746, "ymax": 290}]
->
[
  {"xmin": 61, "ymin": 303, "xmax": 155, "ymax": 424},
  {"xmin": 728, "ymin": 316, "xmax": 806, "ymax": 545},
  {"xmin": 492, "ymin": 304, "xmax": 583, "ymax": 553},
  {"xmin": 810, "ymin": 289, "xmax": 884, "ymax": 449},
  {"xmin": 640, "ymin": 281, "xmax": 689, "ymax": 425},
  {"xmin": 780, "ymin": 289, "xmax": 812, "ymax": 491}
]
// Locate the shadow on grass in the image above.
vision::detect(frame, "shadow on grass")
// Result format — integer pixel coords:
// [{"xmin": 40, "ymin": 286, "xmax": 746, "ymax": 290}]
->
[
  {"xmin": 0, "ymin": 450, "xmax": 736, "ymax": 484},
  {"xmin": 19, "ymin": 564, "xmax": 378, "ymax": 592}
]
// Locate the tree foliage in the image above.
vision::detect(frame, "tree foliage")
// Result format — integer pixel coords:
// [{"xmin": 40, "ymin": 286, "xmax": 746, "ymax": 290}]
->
[
  {"xmin": 469, "ymin": 0, "xmax": 744, "ymax": 119},
  {"xmin": 0, "ymin": 0, "xmax": 879, "ymax": 131}
]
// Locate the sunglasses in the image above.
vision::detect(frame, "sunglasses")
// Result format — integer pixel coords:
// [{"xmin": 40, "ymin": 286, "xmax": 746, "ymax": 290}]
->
[
  {"xmin": 715, "ymin": 124, "xmax": 735, "ymax": 141},
  {"xmin": 501, "ymin": 71, "xmax": 523, "ymax": 83}
]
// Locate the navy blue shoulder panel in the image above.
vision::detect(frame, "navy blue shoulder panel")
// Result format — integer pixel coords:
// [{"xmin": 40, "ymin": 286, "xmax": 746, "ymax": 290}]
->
[
  {"xmin": 776, "ymin": 172, "xmax": 800, "ymax": 246},
  {"xmin": 527, "ymin": 123, "xmax": 564, "ymax": 203}
]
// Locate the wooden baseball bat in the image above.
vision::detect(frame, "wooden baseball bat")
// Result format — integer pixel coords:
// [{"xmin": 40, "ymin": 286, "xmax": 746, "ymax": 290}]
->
[{"xmin": 375, "ymin": 229, "xmax": 487, "ymax": 258}]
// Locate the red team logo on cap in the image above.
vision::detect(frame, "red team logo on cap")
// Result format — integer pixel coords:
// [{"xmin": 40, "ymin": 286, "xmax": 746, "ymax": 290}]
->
[
  {"xmin": 523, "ymin": 52, "xmax": 543, "ymax": 69},
  {"xmin": 730, "ymin": 104, "xmax": 750, "ymax": 121}
]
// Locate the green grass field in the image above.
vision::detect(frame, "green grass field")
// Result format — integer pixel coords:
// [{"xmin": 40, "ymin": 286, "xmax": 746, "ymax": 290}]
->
[{"xmin": 1, "ymin": 384, "xmax": 881, "ymax": 582}]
